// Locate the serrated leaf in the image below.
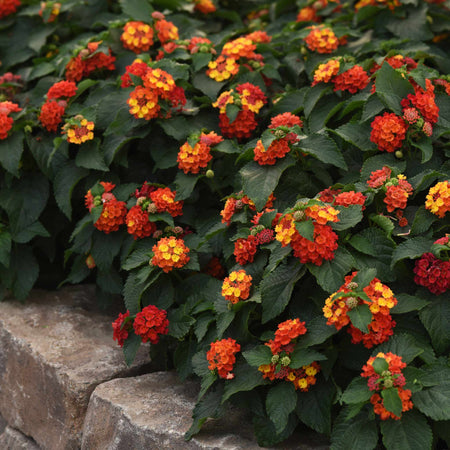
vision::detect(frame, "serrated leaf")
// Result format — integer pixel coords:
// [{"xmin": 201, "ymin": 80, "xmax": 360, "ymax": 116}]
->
[
  {"xmin": 391, "ymin": 237, "xmax": 434, "ymax": 268},
  {"xmin": 332, "ymin": 205, "xmax": 363, "ymax": 231},
  {"xmin": 266, "ymin": 382, "xmax": 297, "ymax": 434},
  {"xmin": 123, "ymin": 332, "xmax": 141, "ymax": 366},
  {"xmin": 192, "ymin": 72, "xmax": 225, "ymax": 99},
  {"xmin": 298, "ymin": 316, "xmax": 339, "ymax": 348},
  {"xmin": 375, "ymin": 333, "xmax": 424, "ymax": 364},
  {"xmin": 158, "ymin": 115, "xmax": 191, "ymax": 141},
  {"xmin": 296, "ymin": 133, "xmax": 347, "ymax": 170},
  {"xmin": 347, "ymin": 304, "xmax": 372, "ymax": 333},
  {"xmin": 222, "ymin": 364, "xmax": 269, "ymax": 403},
  {"xmin": 382, "ymin": 388, "xmax": 403, "ymax": 417},
  {"xmin": 341, "ymin": 377, "xmax": 372, "ymax": 404},
  {"xmin": 380, "ymin": 410, "xmax": 432, "ymax": 450},
  {"xmin": 332, "ymin": 122, "xmax": 377, "ymax": 151},
  {"xmin": 75, "ymin": 138, "xmax": 108, "ymax": 171},
  {"xmin": 370, "ymin": 214, "xmax": 394, "ymax": 238},
  {"xmin": 412, "ymin": 383, "xmax": 450, "ymax": 421},
  {"xmin": 261, "ymin": 260, "xmax": 304, "ymax": 323},
  {"xmin": 410, "ymin": 206, "xmax": 437, "ymax": 236},
  {"xmin": 10, "ymin": 246, "xmax": 39, "ymax": 300},
  {"xmin": 122, "ymin": 243, "xmax": 154, "ymax": 271},
  {"xmin": 295, "ymin": 219, "xmax": 314, "ymax": 242},
  {"xmin": 391, "ymin": 293, "xmax": 429, "ymax": 314},
  {"xmin": 168, "ymin": 308, "xmax": 195, "ymax": 339},
  {"xmin": 0, "ymin": 231, "xmax": 12, "ymax": 267},
  {"xmin": 289, "ymin": 347, "xmax": 327, "ymax": 369},
  {"xmin": 226, "ymin": 103, "xmax": 240, "ymax": 123},
  {"xmin": 242, "ymin": 345, "xmax": 273, "ymax": 367},
  {"xmin": 411, "ymin": 136, "xmax": 433, "ymax": 163},
  {"xmin": 304, "ymin": 85, "xmax": 332, "ymax": 117},
  {"xmin": 419, "ymin": 298, "xmax": 450, "ymax": 354},
  {"xmin": 0, "ymin": 131, "xmax": 24, "ymax": 177},
  {"xmin": 360, "ymin": 153, "xmax": 406, "ymax": 182},
  {"xmin": 351, "ymin": 268, "xmax": 377, "ymax": 289},
  {"xmin": 192, "ymin": 52, "xmax": 212, "ymax": 71},
  {"xmin": 174, "ymin": 171, "xmax": 199, "ymax": 201}
]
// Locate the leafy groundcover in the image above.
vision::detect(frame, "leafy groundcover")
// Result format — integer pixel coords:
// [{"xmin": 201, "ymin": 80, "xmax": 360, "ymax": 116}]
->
[{"xmin": 1, "ymin": 0, "xmax": 450, "ymax": 448}]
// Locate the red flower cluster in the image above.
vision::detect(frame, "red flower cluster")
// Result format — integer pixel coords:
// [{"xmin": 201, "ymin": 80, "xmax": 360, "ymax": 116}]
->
[
  {"xmin": 177, "ymin": 131, "xmax": 223, "ymax": 174},
  {"xmin": 112, "ymin": 311, "xmax": 131, "ymax": 347},
  {"xmin": 207, "ymin": 338, "xmax": 241, "ymax": 379},
  {"xmin": 39, "ymin": 102, "xmax": 65, "ymax": 133},
  {"xmin": 296, "ymin": 6, "xmax": 319, "ymax": 22},
  {"xmin": 323, "ymin": 272, "xmax": 397, "ymax": 348},
  {"xmin": 0, "ymin": 101, "xmax": 21, "ymax": 140},
  {"xmin": 367, "ymin": 166, "xmax": 392, "ymax": 188},
  {"xmin": 151, "ymin": 236, "xmax": 190, "ymax": 272},
  {"xmin": 0, "ymin": 72, "xmax": 22, "ymax": 99},
  {"xmin": 149, "ymin": 187, "xmax": 183, "ymax": 217},
  {"xmin": 213, "ymin": 83, "xmax": 267, "ymax": 139},
  {"xmin": 305, "ymin": 26, "xmax": 339, "ymax": 53},
  {"xmin": 222, "ymin": 270, "xmax": 252, "ymax": 304},
  {"xmin": 203, "ymin": 256, "xmax": 225, "ymax": 279},
  {"xmin": 65, "ymin": 41, "xmax": 115, "ymax": 82},
  {"xmin": 46, "ymin": 80, "xmax": 77, "ymax": 100},
  {"xmin": 401, "ymin": 79, "xmax": 439, "ymax": 125},
  {"xmin": 126, "ymin": 205, "xmax": 157, "ymax": 239},
  {"xmin": 266, "ymin": 319, "xmax": 307, "ymax": 354},
  {"xmin": 425, "ymin": 181, "xmax": 450, "ymax": 218},
  {"xmin": 414, "ymin": 252, "xmax": 450, "ymax": 295},
  {"xmin": 332, "ymin": 65, "xmax": 370, "ymax": 94},
  {"xmin": 370, "ymin": 112, "xmax": 407, "ymax": 152},
  {"xmin": 133, "ymin": 305, "xmax": 169, "ymax": 344},
  {"xmin": 384, "ymin": 176, "xmax": 413, "ymax": 213},
  {"xmin": 361, "ymin": 352, "xmax": 413, "ymax": 420},
  {"xmin": 234, "ymin": 234, "xmax": 258, "ymax": 265},
  {"xmin": 0, "ymin": 0, "xmax": 20, "ymax": 18}
]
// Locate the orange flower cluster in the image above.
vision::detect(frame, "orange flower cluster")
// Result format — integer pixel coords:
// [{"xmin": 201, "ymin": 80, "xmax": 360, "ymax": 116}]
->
[
  {"xmin": 207, "ymin": 338, "xmax": 241, "ymax": 379},
  {"xmin": 127, "ymin": 67, "xmax": 186, "ymax": 120},
  {"xmin": 0, "ymin": 101, "xmax": 21, "ymax": 140},
  {"xmin": 149, "ymin": 187, "xmax": 183, "ymax": 217},
  {"xmin": 305, "ymin": 26, "xmax": 339, "ymax": 54},
  {"xmin": 133, "ymin": 305, "xmax": 169, "ymax": 344},
  {"xmin": 361, "ymin": 352, "xmax": 413, "ymax": 420},
  {"xmin": 414, "ymin": 251, "xmax": 450, "ymax": 295},
  {"xmin": 177, "ymin": 131, "xmax": 223, "ymax": 174},
  {"xmin": 112, "ymin": 311, "xmax": 131, "ymax": 347},
  {"xmin": 65, "ymin": 41, "xmax": 115, "ymax": 82},
  {"xmin": 425, "ymin": 181, "xmax": 450, "ymax": 218},
  {"xmin": 304, "ymin": 204, "xmax": 340, "ymax": 225},
  {"xmin": 151, "ymin": 236, "xmax": 190, "ymax": 272},
  {"xmin": 296, "ymin": 6, "xmax": 319, "ymax": 22},
  {"xmin": 85, "ymin": 184, "xmax": 127, "ymax": 234},
  {"xmin": 245, "ymin": 31, "xmax": 272, "ymax": 44},
  {"xmin": 323, "ymin": 272, "xmax": 397, "ymax": 348},
  {"xmin": 121, "ymin": 21, "xmax": 154, "ymax": 53},
  {"xmin": 207, "ymin": 56, "xmax": 239, "ymax": 82},
  {"xmin": 187, "ymin": 36, "xmax": 214, "ymax": 54},
  {"xmin": 312, "ymin": 59, "xmax": 340, "ymax": 85},
  {"xmin": 120, "ymin": 59, "xmax": 150, "ymax": 87},
  {"xmin": 222, "ymin": 270, "xmax": 252, "ymax": 304},
  {"xmin": 332, "ymin": 65, "xmax": 370, "ymax": 93},
  {"xmin": 266, "ymin": 319, "xmax": 307, "ymax": 354},
  {"xmin": 193, "ymin": 0, "xmax": 216, "ymax": 14},
  {"xmin": 234, "ymin": 235, "xmax": 258, "ymax": 265},
  {"xmin": 0, "ymin": 0, "xmax": 20, "ymax": 18},
  {"xmin": 126, "ymin": 205, "xmax": 157, "ymax": 239},
  {"xmin": 213, "ymin": 83, "xmax": 266, "ymax": 139},
  {"xmin": 333, "ymin": 191, "xmax": 367, "ymax": 209},
  {"xmin": 384, "ymin": 176, "xmax": 413, "ymax": 213},
  {"xmin": 367, "ymin": 166, "xmax": 392, "ymax": 188},
  {"xmin": 38, "ymin": 2, "xmax": 61, "ymax": 22},
  {"xmin": 274, "ymin": 213, "xmax": 297, "ymax": 246},
  {"xmin": 355, "ymin": 0, "xmax": 400, "ymax": 10},
  {"xmin": 62, "ymin": 115, "xmax": 94, "ymax": 144},
  {"xmin": 370, "ymin": 112, "xmax": 407, "ymax": 152},
  {"xmin": 47, "ymin": 81, "xmax": 77, "ymax": 100},
  {"xmin": 154, "ymin": 17, "xmax": 179, "ymax": 44}
]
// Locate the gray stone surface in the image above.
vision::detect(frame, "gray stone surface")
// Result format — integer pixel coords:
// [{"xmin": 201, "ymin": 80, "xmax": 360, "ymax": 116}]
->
[
  {"xmin": 81, "ymin": 372, "xmax": 330, "ymax": 450},
  {"xmin": 0, "ymin": 285, "xmax": 150, "ymax": 450},
  {"xmin": 0, "ymin": 426, "xmax": 40, "ymax": 450}
]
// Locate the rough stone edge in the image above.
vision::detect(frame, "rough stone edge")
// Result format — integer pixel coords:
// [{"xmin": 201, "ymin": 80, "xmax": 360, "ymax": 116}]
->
[{"xmin": 0, "ymin": 426, "xmax": 41, "ymax": 450}]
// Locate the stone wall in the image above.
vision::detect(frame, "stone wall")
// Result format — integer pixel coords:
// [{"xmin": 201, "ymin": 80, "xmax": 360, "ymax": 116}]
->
[{"xmin": 0, "ymin": 286, "xmax": 330, "ymax": 450}]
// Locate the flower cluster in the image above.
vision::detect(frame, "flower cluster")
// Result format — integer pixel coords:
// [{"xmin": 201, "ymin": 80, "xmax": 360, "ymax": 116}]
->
[
  {"xmin": 333, "ymin": 65, "xmax": 370, "ymax": 93},
  {"xmin": 355, "ymin": 0, "xmax": 400, "ymax": 10},
  {"xmin": 323, "ymin": 272, "xmax": 397, "ymax": 348},
  {"xmin": 296, "ymin": 6, "xmax": 319, "ymax": 23},
  {"xmin": 0, "ymin": 72, "xmax": 22, "ymax": 99},
  {"xmin": 370, "ymin": 112, "xmax": 407, "ymax": 153},
  {"xmin": 207, "ymin": 338, "xmax": 241, "ymax": 379},
  {"xmin": 121, "ymin": 21, "xmax": 154, "ymax": 53},
  {"xmin": 258, "ymin": 319, "xmax": 320, "ymax": 391},
  {"xmin": 0, "ymin": 101, "xmax": 21, "ymax": 140},
  {"xmin": 125, "ymin": 205, "xmax": 157, "ymax": 240},
  {"xmin": 177, "ymin": 131, "xmax": 223, "ymax": 174},
  {"xmin": 234, "ymin": 234, "xmax": 258, "ymax": 265},
  {"xmin": 425, "ymin": 181, "xmax": 450, "ymax": 218},
  {"xmin": 38, "ymin": 2, "xmax": 61, "ymax": 22},
  {"xmin": 151, "ymin": 236, "xmax": 190, "ymax": 272},
  {"xmin": 361, "ymin": 353, "xmax": 413, "ymax": 420},
  {"xmin": 127, "ymin": 67, "xmax": 186, "ymax": 120},
  {"xmin": 0, "ymin": 0, "xmax": 20, "ymax": 19},
  {"xmin": 85, "ymin": 182, "xmax": 128, "ymax": 234},
  {"xmin": 65, "ymin": 41, "xmax": 116, "ymax": 82},
  {"xmin": 193, "ymin": 0, "xmax": 216, "ymax": 14},
  {"xmin": 305, "ymin": 26, "xmax": 339, "ymax": 54},
  {"xmin": 253, "ymin": 112, "xmax": 303, "ymax": 165},
  {"xmin": 149, "ymin": 187, "xmax": 183, "ymax": 217},
  {"xmin": 133, "ymin": 305, "xmax": 169, "ymax": 344},
  {"xmin": 221, "ymin": 270, "xmax": 252, "ymax": 304},
  {"xmin": 112, "ymin": 311, "xmax": 131, "ymax": 347},
  {"xmin": 62, "ymin": 115, "xmax": 94, "ymax": 144},
  {"xmin": 213, "ymin": 83, "xmax": 267, "ymax": 139}
]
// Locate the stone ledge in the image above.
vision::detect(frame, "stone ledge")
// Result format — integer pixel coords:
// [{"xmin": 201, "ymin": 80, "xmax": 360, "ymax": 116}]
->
[
  {"xmin": 0, "ymin": 426, "xmax": 40, "ymax": 450},
  {"xmin": 81, "ymin": 372, "xmax": 330, "ymax": 450},
  {"xmin": 0, "ymin": 285, "xmax": 151, "ymax": 450}
]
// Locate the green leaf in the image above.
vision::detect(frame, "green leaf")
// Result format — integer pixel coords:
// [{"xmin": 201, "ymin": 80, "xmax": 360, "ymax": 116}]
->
[
  {"xmin": 413, "ymin": 383, "xmax": 450, "ymax": 421},
  {"xmin": 391, "ymin": 237, "xmax": 434, "ymax": 269},
  {"xmin": 370, "ymin": 214, "xmax": 394, "ymax": 238},
  {"xmin": 347, "ymin": 304, "xmax": 372, "ymax": 333},
  {"xmin": 261, "ymin": 260, "xmax": 304, "ymax": 323},
  {"xmin": 192, "ymin": 73, "xmax": 224, "ymax": 99},
  {"xmin": 332, "ymin": 122, "xmax": 377, "ymax": 151},
  {"xmin": 289, "ymin": 347, "xmax": 327, "ymax": 369},
  {"xmin": 391, "ymin": 293, "xmax": 429, "ymax": 314},
  {"xmin": 75, "ymin": 138, "xmax": 108, "ymax": 171},
  {"xmin": 381, "ymin": 388, "xmax": 403, "ymax": 417},
  {"xmin": 295, "ymin": 219, "xmax": 314, "ymax": 242},
  {"xmin": 0, "ymin": 230, "xmax": 12, "ymax": 267},
  {"xmin": 242, "ymin": 345, "xmax": 273, "ymax": 367},
  {"xmin": 296, "ymin": 377, "xmax": 335, "ymax": 435},
  {"xmin": 241, "ymin": 158, "xmax": 295, "ymax": 210},
  {"xmin": 91, "ymin": 231, "xmax": 124, "ymax": 271},
  {"xmin": 214, "ymin": 139, "xmax": 240, "ymax": 154},
  {"xmin": 341, "ymin": 377, "xmax": 372, "ymax": 404},
  {"xmin": 360, "ymin": 153, "xmax": 406, "ymax": 182},
  {"xmin": 296, "ymin": 133, "xmax": 347, "ymax": 170},
  {"xmin": 384, "ymin": 5, "xmax": 433, "ymax": 41},
  {"xmin": 158, "ymin": 116, "xmax": 191, "ymax": 141},
  {"xmin": 122, "ymin": 332, "xmax": 141, "ymax": 367},
  {"xmin": 222, "ymin": 364, "xmax": 269, "ymax": 403},
  {"xmin": 332, "ymin": 205, "xmax": 363, "ymax": 231},
  {"xmin": 375, "ymin": 62, "xmax": 414, "ymax": 114},
  {"xmin": 120, "ymin": 0, "xmax": 153, "ymax": 18},
  {"xmin": 266, "ymin": 382, "xmax": 297, "ymax": 434},
  {"xmin": 122, "ymin": 242, "xmax": 154, "ymax": 271},
  {"xmin": 54, "ymin": 161, "xmax": 89, "ymax": 219},
  {"xmin": 380, "ymin": 410, "xmax": 432, "ymax": 450},
  {"xmin": 10, "ymin": 246, "xmax": 39, "ymax": 300},
  {"xmin": 372, "ymin": 356, "xmax": 389, "ymax": 374},
  {"xmin": 331, "ymin": 408, "xmax": 378, "ymax": 450},
  {"xmin": 12, "ymin": 221, "xmax": 50, "ymax": 244},
  {"xmin": 410, "ymin": 206, "xmax": 437, "ymax": 236},
  {"xmin": 0, "ymin": 131, "xmax": 24, "ymax": 177},
  {"xmin": 351, "ymin": 268, "xmax": 377, "ymax": 289},
  {"xmin": 411, "ymin": 136, "xmax": 433, "ymax": 163},
  {"xmin": 174, "ymin": 171, "xmax": 199, "ymax": 201},
  {"xmin": 419, "ymin": 298, "xmax": 450, "ymax": 354},
  {"xmin": 226, "ymin": 103, "xmax": 240, "ymax": 123},
  {"xmin": 304, "ymin": 85, "xmax": 332, "ymax": 117},
  {"xmin": 191, "ymin": 52, "xmax": 212, "ymax": 71},
  {"xmin": 308, "ymin": 247, "xmax": 355, "ymax": 293},
  {"xmin": 168, "ymin": 308, "xmax": 195, "ymax": 339},
  {"xmin": 361, "ymin": 94, "xmax": 385, "ymax": 121},
  {"xmin": 297, "ymin": 316, "xmax": 339, "ymax": 348},
  {"xmin": 375, "ymin": 333, "xmax": 424, "ymax": 364}
]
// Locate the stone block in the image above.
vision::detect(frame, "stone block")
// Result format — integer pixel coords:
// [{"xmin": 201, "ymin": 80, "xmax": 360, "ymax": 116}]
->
[
  {"xmin": 0, "ymin": 285, "xmax": 150, "ymax": 450},
  {"xmin": 0, "ymin": 426, "xmax": 40, "ymax": 450},
  {"xmin": 81, "ymin": 372, "xmax": 330, "ymax": 450}
]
